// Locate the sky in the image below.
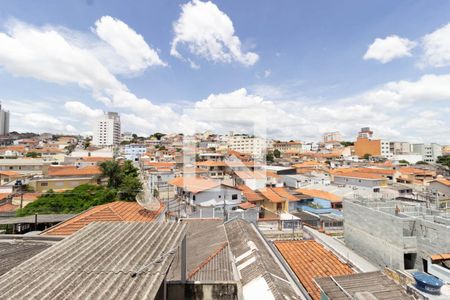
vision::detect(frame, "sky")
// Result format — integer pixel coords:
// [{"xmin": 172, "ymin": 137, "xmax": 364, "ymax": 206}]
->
[{"xmin": 0, "ymin": 0, "xmax": 450, "ymax": 144}]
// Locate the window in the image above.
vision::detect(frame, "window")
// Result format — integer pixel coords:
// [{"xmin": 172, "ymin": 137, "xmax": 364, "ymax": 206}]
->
[
  {"xmin": 232, "ymin": 194, "xmax": 238, "ymax": 200},
  {"xmin": 192, "ymin": 195, "xmax": 196, "ymax": 201},
  {"xmin": 40, "ymin": 182, "xmax": 48, "ymax": 187}
]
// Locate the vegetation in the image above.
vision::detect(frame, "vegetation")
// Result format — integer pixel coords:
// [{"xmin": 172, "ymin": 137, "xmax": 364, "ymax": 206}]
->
[
  {"xmin": 437, "ymin": 155, "xmax": 450, "ymax": 168},
  {"xmin": 25, "ymin": 151, "xmax": 41, "ymax": 158},
  {"xmin": 266, "ymin": 152, "xmax": 274, "ymax": 163},
  {"xmin": 17, "ymin": 160, "xmax": 143, "ymax": 216},
  {"xmin": 416, "ymin": 161, "xmax": 429, "ymax": 165},
  {"xmin": 273, "ymin": 149, "xmax": 281, "ymax": 158},
  {"xmin": 16, "ymin": 184, "xmax": 118, "ymax": 216},
  {"xmin": 363, "ymin": 153, "xmax": 372, "ymax": 160},
  {"xmin": 340, "ymin": 141, "xmax": 354, "ymax": 147},
  {"xmin": 83, "ymin": 137, "xmax": 91, "ymax": 149},
  {"xmin": 150, "ymin": 132, "xmax": 166, "ymax": 140},
  {"xmin": 399, "ymin": 159, "xmax": 410, "ymax": 165}
]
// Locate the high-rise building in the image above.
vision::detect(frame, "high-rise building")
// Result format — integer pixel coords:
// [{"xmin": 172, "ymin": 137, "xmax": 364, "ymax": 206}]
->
[
  {"xmin": 354, "ymin": 127, "xmax": 392, "ymax": 158},
  {"xmin": 92, "ymin": 112, "xmax": 121, "ymax": 146},
  {"xmin": 0, "ymin": 104, "xmax": 10, "ymax": 136},
  {"xmin": 411, "ymin": 143, "xmax": 442, "ymax": 163},
  {"xmin": 322, "ymin": 131, "xmax": 343, "ymax": 143}
]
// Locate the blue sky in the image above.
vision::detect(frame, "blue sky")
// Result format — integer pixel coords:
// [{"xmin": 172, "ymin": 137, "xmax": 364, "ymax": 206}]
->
[{"xmin": 0, "ymin": 0, "xmax": 449, "ymax": 143}]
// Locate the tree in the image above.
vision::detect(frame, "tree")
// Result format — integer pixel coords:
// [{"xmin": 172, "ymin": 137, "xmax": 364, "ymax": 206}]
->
[
  {"xmin": 118, "ymin": 175, "xmax": 143, "ymax": 201},
  {"xmin": 99, "ymin": 160, "xmax": 123, "ymax": 188},
  {"xmin": 65, "ymin": 144, "xmax": 76, "ymax": 154},
  {"xmin": 16, "ymin": 184, "xmax": 118, "ymax": 216},
  {"xmin": 399, "ymin": 159, "xmax": 410, "ymax": 165},
  {"xmin": 266, "ymin": 152, "xmax": 274, "ymax": 163},
  {"xmin": 25, "ymin": 152, "xmax": 41, "ymax": 158},
  {"xmin": 150, "ymin": 132, "xmax": 166, "ymax": 140},
  {"xmin": 273, "ymin": 149, "xmax": 281, "ymax": 158},
  {"xmin": 416, "ymin": 161, "xmax": 429, "ymax": 165},
  {"xmin": 122, "ymin": 160, "xmax": 139, "ymax": 178},
  {"xmin": 437, "ymin": 156, "xmax": 450, "ymax": 168},
  {"xmin": 340, "ymin": 141, "xmax": 354, "ymax": 147},
  {"xmin": 83, "ymin": 138, "xmax": 91, "ymax": 149},
  {"xmin": 363, "ymin": 153, "xmax": 371, "ymax": 160}
]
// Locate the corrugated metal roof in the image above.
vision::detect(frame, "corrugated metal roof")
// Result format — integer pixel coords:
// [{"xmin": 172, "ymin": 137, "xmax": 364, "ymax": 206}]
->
[
  {"xmin": 224, "ymin": 218, "xmax": 303, "ymax": 300},
  {"xmin": 166, "ymin": 219, "xmax": 235, "ymax": 282},
  {"xmin": 0, "ymin": 214, "xmax": 75, "ymax": 225},
  {"xmin": 314, "ymin": 271, "xmax": 413, "ymax": 300},
  {"xmin": 0, "ymin": 240, "xmax": 54, "ymax": 275},
  {"xmin": 0, "ymin": 221, "xmax": 186, "ymax": 300}
]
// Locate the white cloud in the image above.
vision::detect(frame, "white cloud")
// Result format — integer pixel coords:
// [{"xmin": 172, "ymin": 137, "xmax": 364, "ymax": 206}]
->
[
  {"xmin": 171, "ymin": 0, "xmax": 258, "ymax": 67},
  {"xmin": 64, "ymin": 101, "xmax": 103, "ymax": 118},
  {"xmin": 363, "ymin": 35, "xmax": 416, "ymax": 63},
  {"xmin": 421, "ymin": 22, "xmax": 450, "ymax": 67},
  {"xmin": 0, "ymin": 19, "xmax": 179, "ymax": 134},
  {"xmin": 94, "ymin": 16, "xmax": 166, "ymax": 72}
]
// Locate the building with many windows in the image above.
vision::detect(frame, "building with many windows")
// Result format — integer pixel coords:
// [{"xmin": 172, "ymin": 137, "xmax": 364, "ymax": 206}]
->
[
  {"xmin": 92, "ymin": 112, "xmax": 121, "ymax": 146},
  {"xmin": 0, "ymin": 104, "xmax": 10, "ymax": 136},
  {"xmin": 411, "ymin": 143, "xmax": 442, "ymax": 163}
]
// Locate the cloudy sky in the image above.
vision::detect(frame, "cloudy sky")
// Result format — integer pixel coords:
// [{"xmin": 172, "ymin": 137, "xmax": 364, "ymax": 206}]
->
[{"xmin": 0, "ymin": 0, "xmax": 449, "ymax": 144}]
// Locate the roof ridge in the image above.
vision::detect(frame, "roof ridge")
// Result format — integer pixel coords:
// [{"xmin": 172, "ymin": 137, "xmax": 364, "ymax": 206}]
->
[
  {"xmin": 187, "ymin": 242, "xmax": 228, "ymax": 280},
  {"xmin": 107, "ymin": 202, "xmax": 126, "ymax": 221}
]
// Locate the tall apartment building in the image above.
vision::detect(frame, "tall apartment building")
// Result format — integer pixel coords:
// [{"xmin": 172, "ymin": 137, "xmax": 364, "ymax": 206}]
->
[
  {"xmin": 0, "ymin": 104, "xmax": 10, "ymax": 136},
  {"xmin": 411, "ymin": 143, "xmax": 442, "ymax": 163},
  {"xmin": 389, "ymin": 142, "xmax": 411, "ymax": 155},
  {"xmin": 92, "ymin": 112, "xmax": 121, "ymax": 146},
  {"xmin": 322, "ymin": 131, "xmax": 343, "ymax": 143},
  {"xmin": 354, "ymin": 127, "xmax": 391, "ymax": 158}
]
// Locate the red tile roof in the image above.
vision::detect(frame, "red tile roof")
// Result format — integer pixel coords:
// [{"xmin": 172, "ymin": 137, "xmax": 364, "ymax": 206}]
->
[
  {"xmin": 436, "ymin": 178, "xmax": 450, "ymax": 187},
  {"xmin": 238, "ymin": 202, "xmax": 256, "ymax": 209},
  {"xmin": 42, "ymin": 201, "xmax": 161, "ymax": 236},
  {"xmin": 168, "ymin": 176, "xmax": 220, "ymax": 194},
  {"xmin": 275, "ymin": 240, "xmax": 354, "ymax": 300},
  {"xmin": 0, "ymin": 203, "xmax": 18, "ymax": 212},
  {"xmin": 237, "ymin": 184, "xmax": 264, "ymax": 202},
  {"xmin": 47, "ymin": 165, "xmax": 101, "ymax": 177},
  {"xmin": 233, "ymin": 170, "xmax": 267, "ymax": 179},
  {"xmin": 296, "ymin": 189, "xmax": 342, "ymax": 202},
  {"xmin": 258, "ymin": 187, "xmax": 298, "ymax": 203}
]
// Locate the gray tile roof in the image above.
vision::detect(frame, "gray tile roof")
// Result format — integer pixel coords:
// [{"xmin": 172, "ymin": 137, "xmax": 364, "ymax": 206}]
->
[
  {"xmin": 224, "ymin": 218, "xmax": 304, "ymax": 300},
  {"xmin": 0, "ymin": 214, "xmax": 75, "ymax": 225},
  {"xmin": 0, "ymin": 221, "xmax": 186, "ymax": 300},
  {"xmin": 314, "ymin": 271, "xmax": 413, "ymax": 300},
  {"xmin": 0, "ymin": 239, "xmax": 54, "ymax": 276},
  {"xmin": 166, "ymin": 219, "xmax": 235, "ymax": 282}
]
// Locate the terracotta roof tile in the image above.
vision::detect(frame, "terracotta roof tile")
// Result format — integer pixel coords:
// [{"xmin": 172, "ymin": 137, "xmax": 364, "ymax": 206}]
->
[
  {"xmin": 436, "ymin": 178, "xmax": 450, "ymax": 187},
  {"xmin": 42, "ymin": 201, "xmax": 161, "ymax": 236},
  {"xmin": 238, "ymin": 202, "xmax": 256, "ymax": 209},
  {"xmin": 275, "ymin": 240, "xmax": 353, "ymax": 300},
  {"xmin": 0, "ymin": 203, "xmax": 18, "ymax": 212},
  {"xmin": 295, "ymin": 189, "xmax": 342, "ymax": 202},
  {"xmin": 233, "ymin": 170, "xmax": 267, "ymax": 179},
  {"xmin": 237, "ymin": 184, "xmax": 264, "ymax": 202},
  {"xmin": 47, "ymin": 165, "xmax": 101, "ymax": 177},
  {"xmin": 168, "ymin": 176, "xmax": 220, "ymax": 194}
]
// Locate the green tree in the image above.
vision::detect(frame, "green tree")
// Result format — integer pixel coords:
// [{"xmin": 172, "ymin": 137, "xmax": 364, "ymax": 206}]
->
[
  {"xmin": 150, "ymin": 132, "xmax": 166, "ymax": 140},
  {"xmin": 340, "ymin": 141, "xmax": 354, "ymax": 147},
  {"xmin": 399, "ymin": 159, "xmax": 410, "ymax": 165},
  {"xmin": 266, "ymin": 152, "xmax": 274, "ymax": 163},
  {"xmin": 25, "ymin": 151, "xmax": 41, "ymax": 158},
  {"xmin": 122, "ymin": 160, "xmax": 139, "ymax": 177},
  {"xmin": 118, "ymin": 175, "xmax": 143, "ymax": 201},
  {"xmin": 416, "ymin": 161, "xmax": 429, "ymax": 165},
  {"xmin": 99, "ymin": 160, "xmax": 123, "ymax": 188},
  {"xmin": 363, "ymin": 153, "xmax": 371, "ymax": 160},
  {"xmin": 273, "ymin": 149, "xmax": 281, "ymax": 158},
  {"xmin": 437, "ymin": 156, "xmax": 450, "ymax": 168},
  {"xmin": 16, "ymin": 185, "xmax": 118, "ymax": 216}
]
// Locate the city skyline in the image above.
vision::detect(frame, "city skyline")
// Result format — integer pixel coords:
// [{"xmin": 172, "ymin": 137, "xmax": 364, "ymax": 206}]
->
[{"xmin": 0, "ymin": 0, "xmax": 450, "ymax": 143}]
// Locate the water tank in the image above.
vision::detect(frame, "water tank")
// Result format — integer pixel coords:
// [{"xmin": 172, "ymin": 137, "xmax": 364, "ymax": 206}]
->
[{"xmin": 413, "ymin": 272, "xmax": 443, "ymax": 295}]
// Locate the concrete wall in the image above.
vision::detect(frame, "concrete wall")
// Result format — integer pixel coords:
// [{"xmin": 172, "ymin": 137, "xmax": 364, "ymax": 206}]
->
[
  {"xmin": 344, "ymin": 200, "xmax": 412, "ymax": 270},
  {"xmin": 334, "ymin": 176, "xmax": 384, "ymax": 188}
]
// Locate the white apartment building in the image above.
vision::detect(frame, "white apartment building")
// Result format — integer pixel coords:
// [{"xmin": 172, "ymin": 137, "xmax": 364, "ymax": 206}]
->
[
  {"xmin": 381, "ymin": 140, "xmax": 392, "ymax": 159},
  {"xmin": 92, "ymin": 112, "xmax": 121, "ymax": 146},
  {"xmin": 226, "ymin": 134, "xmax": 270, "ymax": 158},
  {"xmin": 390, "ymin": 142, "xmax": 411, "ymax": 155},
  {"xmin": 322, "ymin": 131, "xmax": 343, "ymax": 143},
  {"xmin": 411, "ymin": 143, "xmax": 442, "ymax": 163},
  {"xmin": 0, "ymin": 104, "xmax": 10, "ymax": 136}
]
